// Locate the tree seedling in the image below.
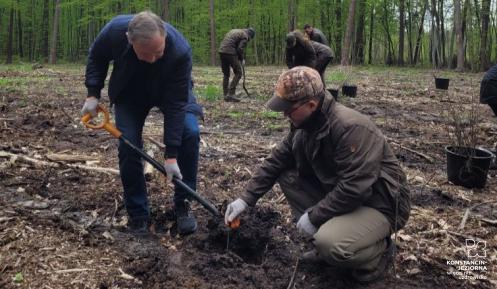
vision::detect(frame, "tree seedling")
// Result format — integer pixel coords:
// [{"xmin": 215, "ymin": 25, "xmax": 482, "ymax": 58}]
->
[{"xmin": 13, "ymin": 272, "xmax": 23, "ymax": 283}]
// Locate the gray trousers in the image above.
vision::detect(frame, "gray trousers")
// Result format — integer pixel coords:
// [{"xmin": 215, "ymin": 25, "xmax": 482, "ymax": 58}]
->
[{"xmin": 278, "ymin": 170, "xmax": 391, "ymax": 271}]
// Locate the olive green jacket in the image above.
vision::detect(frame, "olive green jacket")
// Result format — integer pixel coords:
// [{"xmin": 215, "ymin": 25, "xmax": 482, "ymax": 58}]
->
[
  {"xmin": 241, "ymin": 94, "xmax": 411, "ymax": 230},
  {"xmin": 218, "ymin": 29, "xmax": 250, "ymax": 58}
]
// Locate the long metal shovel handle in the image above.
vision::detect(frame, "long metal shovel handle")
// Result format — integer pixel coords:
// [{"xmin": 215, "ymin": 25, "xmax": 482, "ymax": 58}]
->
[
  {"xmin": 241, "ymin": 60, "xmax": 250, "ymax": 97},
  {"xmin": 81, "ymin": 105, "xmax": 221, "ymax": 217}
]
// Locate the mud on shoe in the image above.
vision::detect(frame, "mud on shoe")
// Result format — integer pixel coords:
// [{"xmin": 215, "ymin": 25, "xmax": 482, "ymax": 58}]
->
[
  {"xmin": 175, "ymin": 200, "xmax": 198, "ymax": 236},
  {"xmin": 351, "ymin": 237, "xmax": 395, "ymax": 283}
]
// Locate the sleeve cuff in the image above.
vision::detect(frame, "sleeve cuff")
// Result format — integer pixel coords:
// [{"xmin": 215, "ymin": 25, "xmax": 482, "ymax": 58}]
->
[
  {"xmin": 165, "ymin": 146, "xmax": 179, "ymax": 159},
  {"xmin": 87, "ymin": 87, "xmax": 101, "ymax": 99},
  {"xmin": 307, "ymin": 208, "xmax": 324, "ymax": 227}
]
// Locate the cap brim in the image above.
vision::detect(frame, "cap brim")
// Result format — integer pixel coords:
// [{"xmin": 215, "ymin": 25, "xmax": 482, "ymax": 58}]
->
[{"xmin": 266, "ymin": 94, "xmax": 294, "ymax": 112}]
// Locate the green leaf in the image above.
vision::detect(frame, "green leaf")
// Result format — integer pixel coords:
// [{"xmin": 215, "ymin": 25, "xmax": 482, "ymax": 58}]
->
[{"xmin": 14, "ymin": 272, "xmax": 23, "ymax": 283}]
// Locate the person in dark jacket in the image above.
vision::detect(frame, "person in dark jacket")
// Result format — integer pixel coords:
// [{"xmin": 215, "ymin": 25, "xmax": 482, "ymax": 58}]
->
[
  {"xmin": 81, "ymin": 11, "xmax": 203, "ymax": 236},
  {"xmin": 304, "ymin": 24, "xmax": 329, "ymax": 46},
  {"xmin": 286, "ymin": 31, "xmax": 334, "ymax": 84},
  {"xmin": 218, "ymin": 28, "xmax": 255, "ymax": 102},
  {"xmin": 481, "ymin": 64, "xmax": 497, "ymax": 117},
  {"xmin": 480, "ymin": 64, "xmax": 497, "ymax": 166},
  {"xmin": 225, "ymin": 67, "xmax": 410, "ymax": 283}
]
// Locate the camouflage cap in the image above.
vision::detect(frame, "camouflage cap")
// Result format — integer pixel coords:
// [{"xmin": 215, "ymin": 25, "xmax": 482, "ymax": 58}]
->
[{"xmin": 266, "ymin": 66, "xmax": 324, "ymax": 112}]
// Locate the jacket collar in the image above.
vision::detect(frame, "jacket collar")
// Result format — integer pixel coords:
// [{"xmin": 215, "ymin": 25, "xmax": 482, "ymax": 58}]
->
[{"xmin": 315, "ymin": 92, "xmax": 335, "ymax": 140}]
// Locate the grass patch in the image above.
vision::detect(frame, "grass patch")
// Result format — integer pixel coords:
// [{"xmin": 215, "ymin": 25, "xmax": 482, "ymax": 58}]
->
[
  {"xmin": 196, "ymin": 85, "xmax": 221, "ymax": 101},
  {"xmin": 258, "ymin": 110, "xmax": 281, "ymax": 119},
  {"xmin": 265, "ymin": 123, "xmax": 286, "ymax": 130},
  {"xmin": 227, "ymin": 111, "xmax": 243, "ymax": 119}
]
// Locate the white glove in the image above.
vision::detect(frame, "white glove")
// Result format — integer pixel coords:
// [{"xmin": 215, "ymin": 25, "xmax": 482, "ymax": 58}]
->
[
  {"xmin": 297, "ymin": 212, "xmax": 317, "ymax": 237},
  {"xmin": 225, "ymin": 198, "xmax": 248, "ymax": 225},
  {"xmin": 81, "ymin": 97, "xmax": 99, "ymax": 117},
  {"xmin": 242, "ymin": 59, "xmax": 246, "ymax": 66},
  {"xmin": 164, "ymin": 159, "xmax": 182, "ymax": 182}
]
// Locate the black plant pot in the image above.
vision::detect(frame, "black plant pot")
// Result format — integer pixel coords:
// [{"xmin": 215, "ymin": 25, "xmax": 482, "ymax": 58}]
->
[
  {"xmin": 445, "ymin": 146, "xmax": 494, "ymax": 188},
  {"xmin": 327, "ymin": 88, "xmax": 339, "ymax": 101},
  {"xmin": 342, "ymin": 85, "xmax": 357, "ymax": 97},
  {"xmin": 435, "ymin": 77, "xmax": 450, "ymax": 90}
]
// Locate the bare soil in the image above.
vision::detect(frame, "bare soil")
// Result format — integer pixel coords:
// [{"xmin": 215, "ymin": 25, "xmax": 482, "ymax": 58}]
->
[{"xmin": 1, "ymin": 65, "xmax": 496, "ymax": 288}]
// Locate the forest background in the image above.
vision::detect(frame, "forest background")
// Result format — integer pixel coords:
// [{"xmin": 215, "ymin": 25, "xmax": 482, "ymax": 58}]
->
[{"xmin": 0, "ymin": 0, "xmax": 496, "ymax": 72}]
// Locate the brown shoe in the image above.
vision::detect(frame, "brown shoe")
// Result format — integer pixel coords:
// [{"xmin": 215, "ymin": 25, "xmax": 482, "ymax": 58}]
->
[
  {"xmin": 351, "ymin": 238, "xmax": 395, "ymax": 283},
  {"xmin": 224, "ymin": 95, "xmax": 241, "ymax": 102}
]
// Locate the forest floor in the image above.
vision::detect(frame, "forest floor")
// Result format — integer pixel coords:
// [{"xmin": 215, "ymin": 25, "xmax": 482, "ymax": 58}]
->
[{"xmin": 1, "ymin": 64, "xmax": 497, "ymax": 289}]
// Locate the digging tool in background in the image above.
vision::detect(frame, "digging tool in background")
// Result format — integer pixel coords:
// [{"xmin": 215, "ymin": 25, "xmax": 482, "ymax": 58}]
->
[
  {"xmin": 241, "ymin": 59, "xmax": 250, "ymax": 97},
  {"xmin": 81, "ymin": 104, "xmax": 221, "ymax": 218}
]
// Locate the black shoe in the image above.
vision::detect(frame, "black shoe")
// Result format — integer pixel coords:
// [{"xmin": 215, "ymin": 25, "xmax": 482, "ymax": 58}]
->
[
  {"xmin": 351, "ymin": 238, "xmax": 395, "ymax": 283},
  {"xmin": 175, "ymin": 200, "xmax": 197, "ymax": 236},
  {"xmin": 126, "ymin": 219, "xmax": 150, "ymax": 237},
  {"xmin": 224, "ymin": 95, "xmax": 240, "ymax": 102}
]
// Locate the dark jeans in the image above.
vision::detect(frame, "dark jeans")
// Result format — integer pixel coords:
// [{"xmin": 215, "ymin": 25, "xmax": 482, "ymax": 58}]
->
[
  {"xmin": 315, "ymin": 56, "xmax": 333, "ymax": 86},
  {"xmin": 115, "ymin": 103, "xmax": 200, "ymax": 222},
  {"xmin": 219, "ymin": 53, "xmax": 242, "ymax": 96}
]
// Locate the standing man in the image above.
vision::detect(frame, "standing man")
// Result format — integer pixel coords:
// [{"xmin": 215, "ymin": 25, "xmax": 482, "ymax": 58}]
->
[
  {"xmin": 304, "ymin": 24, "xmax": 329, "ymax": 46},
  {"xmin": 219, "ymin": 28, "xmax": 256, "ymax": 102},
  {"xmin": 82, "ymin": 11, "xmax": 202, "ymax": 236},
  {"xmin": 286, "ymin": 31, "xmax": 334, "ymax": 84},
  {"xmin": 225, "ymin": 67, "xmax": 411, "ymax": 283}
]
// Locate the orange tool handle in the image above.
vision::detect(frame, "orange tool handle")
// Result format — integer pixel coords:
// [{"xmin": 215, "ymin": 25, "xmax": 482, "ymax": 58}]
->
[
  {"xmin": 81, "ymin": 104, "xmax": 122, "ymax": 138},
  {"xmin": 228, "ymin": 217, "xmax": 240, "ymax": 230}
]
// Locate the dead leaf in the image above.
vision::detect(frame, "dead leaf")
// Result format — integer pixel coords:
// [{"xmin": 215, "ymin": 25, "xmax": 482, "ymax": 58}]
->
[{"xmin": 406, "ymin": 268, "xmax": 421, "ymax": 275}]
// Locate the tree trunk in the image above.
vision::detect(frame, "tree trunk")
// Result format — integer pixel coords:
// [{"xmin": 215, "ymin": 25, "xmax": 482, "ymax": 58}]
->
[
  {"xmin": 454, "ymin": 0, "xmax": 465, "ymax": 71},
  {"xmin": 439, "ymin": 0, "xmax": 446, "ymax": 66},
  {"xmin": 407, "ymin": 0, "xmax": 413, "ymax": 64},
  {"xmin": 41, "ymin": 0, "xmax": 49, "ymax": 62},
  {"xmin": 398, "ymin": 0, "xmax": 405, "ymax": 65},
  {"xmin": 381, "ymin": 0, "xmax": 395, "ymax": 64},
  {"xmin": 341, "ymin": 0, "xmax": 356, "ymax": 65},
  {"xmin": 17, "ymin": 1, "xmax": 23, "ymax": 59},
  {"xmin": 479, "ymin": 0, "xmax": 491, "ymax": 71},
  {"xmin": 334, "ymin": 0, "xmax": 342, "ymax": 62},
  {"xmin": 413, "ymin": 0, "xmax": 428, "ymax": 64},
  {"xmin": 288, "ymin": 0, "xmax": 297, "ymax": 31},
  {"xmin": 163, "ymin": 0, "xmax": 170, "ymax": 21},
  {"xmin": 368, "ymin": 4, "xmax": 374, "ymax": 64},
  {"xmin": 209, "ymin": 0, "xmax": 216, "ymax": 65},
  {"xmin": 430, "ymin": 0, "xmax": 441, "ymax": 68},
  {"xmin": 354, "ymin": 0, "xmax": 365, "ymax": 64},
  {"xmin": 49, "ymin": 0, "xmax": 61, "ymax": 64},
  {"xmin": 6, "ymin": 4, "xmax": 14, "ymax": 64}
]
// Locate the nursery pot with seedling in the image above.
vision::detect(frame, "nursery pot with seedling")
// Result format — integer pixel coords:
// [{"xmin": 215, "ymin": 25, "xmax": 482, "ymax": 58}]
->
[
  {"xmin": 342, "ymin": 85, "xmax": 357, "ymax": 97},
  {"xmin": 435, "ymin": 77, "xmax": 450, "ymax": 90},
  {"xmin": 445, "ymin": 146, "xmax": 494, "ymax": 188}
]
